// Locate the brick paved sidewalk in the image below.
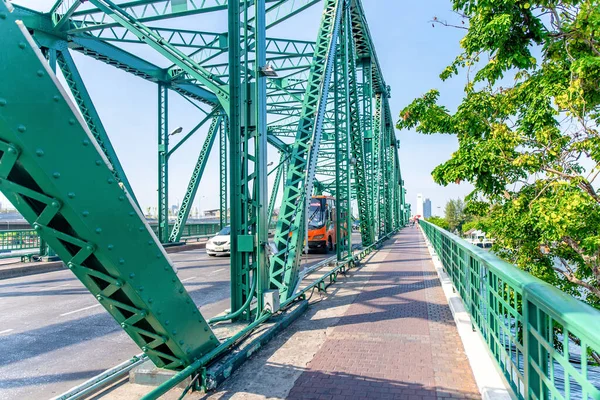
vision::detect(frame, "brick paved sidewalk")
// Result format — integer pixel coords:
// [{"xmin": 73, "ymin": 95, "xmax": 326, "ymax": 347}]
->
[{"xmin": 287, "ymin": 227, "xmax": 480, "ymax": 400}]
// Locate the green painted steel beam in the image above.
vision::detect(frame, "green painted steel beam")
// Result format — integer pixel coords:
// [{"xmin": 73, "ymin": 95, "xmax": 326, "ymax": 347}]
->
[
  {"xmin": 56, "ymin": 48, "xmax": 140, "ymax": 210},
  {"xmin": 50, "ymin": 0, "xmax": 85, "ymax": 30},
  {"xmin": 169, "ymin": 114, "xmax": 221, "ymax": 243},
  {"xmin": 267, "ymin": 152, "xmax": 285, "ymax": 227},
  {"xmin": 0, "ymin": 9, "xmax": 219, "ymax": 369},
  {"xmin": 167, "ymin": 108, "xmax": 220, "ymax": 157},
  {"xmin": 87, "ymin": 0, "xmax": 230, "ymax": 108},
  {"xmin": 219, "ymin": 115, "xmax": 228, "ymax": 229},
  {"xmin": 165, "ymin": 1, "xmax": 321, "ymax": 83},
  {"xmin": 157, "ymin": 83, "xmax": 169, "ymax": 243},
  {"xmin": 269, "ymin": 0, "xmax": 343, "ymax": 302},
  {"xmin": 333, "ymin": 19, "xmax": 351, "ymax": 262},
  {"xmin": 372, "ymin": 93, "xmax": 381, "ymax": 237},
  {"xmin": 68, "ymin": 0, "xmax": 236, "ymax": 33},
  {"xmin": 346, "ymin": 2, "xmax": 373, "ymax": 247}
]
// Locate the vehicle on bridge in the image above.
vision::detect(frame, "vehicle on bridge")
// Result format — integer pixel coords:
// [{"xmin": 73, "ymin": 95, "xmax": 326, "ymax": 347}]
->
[
  {"xmin": 206, "ymin": 226, "xmax": 231, "ymax": 256},
  {"xmin": 307, "ymin": 196, "xmax": 338, "ymax": 253}
]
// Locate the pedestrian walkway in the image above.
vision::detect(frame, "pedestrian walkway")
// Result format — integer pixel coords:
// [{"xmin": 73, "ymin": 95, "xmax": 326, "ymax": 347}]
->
[
  {"xmin": 287, "ymin": 227, "xmax": 480, "ymax": 400},
  {"xmin": 112, "ymin": 228, "xmax": 484, "ymax": 400}
]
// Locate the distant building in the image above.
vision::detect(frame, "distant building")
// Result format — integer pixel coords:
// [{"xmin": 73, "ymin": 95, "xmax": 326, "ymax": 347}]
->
[
  {"xmin": 203, "ymin": 208, "xmax": 230, "ymax": 219},
  {"xmin": 204, "ymin": 209, "xmax": 219, "ymax": 218},
  {"xmin": 423, "ymin": 198, "xmax": 432, "ymax": 218},
  {"xmin": 416, "ymin": 194, "xmax": 423, "ymax": 218}
]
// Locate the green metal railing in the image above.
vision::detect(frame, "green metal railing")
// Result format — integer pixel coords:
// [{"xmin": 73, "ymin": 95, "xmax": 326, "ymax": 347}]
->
[
  {"xmin": 0, "ymin": 229, "xmax": 40, "ymax": 252},
  {"xmin": 174, "ymin": 223, "xmax": 221, "ymax": 239},
  {"xmin": 148, "ymin": 222, "xmax": 222, "ymax": 241},
  {"xmin": 420, "ymin": 220, "xmax": 600, "ymax": 400}
]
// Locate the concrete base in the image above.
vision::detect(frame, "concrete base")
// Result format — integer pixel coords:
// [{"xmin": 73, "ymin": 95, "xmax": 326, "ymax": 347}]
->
[
  {"xmin": 129, "ymin": 300, "xmax": 308, "ymax": 392},
  {"xmin": 129, "ymin": 360, "xmax": 192, "ymax": 389},
  {"xmin": 40, "ymin": 255, "xmax": 61, "ymax": 262}
]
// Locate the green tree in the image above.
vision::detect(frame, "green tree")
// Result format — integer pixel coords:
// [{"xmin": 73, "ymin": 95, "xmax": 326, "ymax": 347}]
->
[
  {"xmin": 397, "ymin": 1, "xmax": 600, "ymax": 307},
  {"xmin": 445, "ymin": 198, "xmax": 466, "ymax": 232},
  {"xmin": 426, "ymin": 216, "xmax": 450, "ymax": 230}
]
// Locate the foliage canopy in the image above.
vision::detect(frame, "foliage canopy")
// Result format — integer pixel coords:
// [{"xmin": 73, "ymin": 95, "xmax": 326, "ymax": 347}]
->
[{"xmin": 397, "ymin": 0, "xmax": 600, "ymax": 307}]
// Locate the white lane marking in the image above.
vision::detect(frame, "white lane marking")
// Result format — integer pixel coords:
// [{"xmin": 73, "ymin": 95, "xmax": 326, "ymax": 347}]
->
[
  {"xmin": 180, "ymin": 276, "xmax": 197, "ymax": 283},
  {"xmin": 210, "ymin": 268, "xmax": 225, "ymax": 274},
  {"xmin": 40, "ymin": 283, "xmax": 70, "ymax": 291},
  {"xmin": 60, "ymin": 304, "xmax": 101, "ymax": 317},
  {"xmin": 0, "ymin": 329, "xmax": 13, "ymax": 335}
]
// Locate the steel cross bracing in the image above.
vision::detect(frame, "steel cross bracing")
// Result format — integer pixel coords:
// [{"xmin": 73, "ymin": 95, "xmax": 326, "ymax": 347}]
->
[
  {"xmin": 169, "ymin": 113, "xmax": 222, "ymax": 243},
  {"xmin": 333, "ymin": 17, "xmax": 351, "ymax": 262},
  {"xmin": 268, "ymin": 0, "xmax": 342, "ymax": 302},
  {"xmin": 219, "ymin": 115, "xmax": 228, "ymax": 229},
  {"xmin": 0, "ymin": 0, "xmax": 407, "ymax": 381},
  {"xmin": 0, "ymin": 7, "xmax": 219, "ymax": 369}
]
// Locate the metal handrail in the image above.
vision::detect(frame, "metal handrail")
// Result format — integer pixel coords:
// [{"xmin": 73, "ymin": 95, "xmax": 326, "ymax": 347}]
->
[
  {"xmin": 0, "ymin": 229, "xmax": 40, "ymax": 251},
  {"xmin": 419, "ymin": 219, "xmax": 600, "ymax": 400}
]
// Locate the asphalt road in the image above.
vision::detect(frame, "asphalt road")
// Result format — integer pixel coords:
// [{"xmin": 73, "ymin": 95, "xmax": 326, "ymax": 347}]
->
[{"xmin": 0, "ymin": 247, "xmax": 339, "ymax": 400}]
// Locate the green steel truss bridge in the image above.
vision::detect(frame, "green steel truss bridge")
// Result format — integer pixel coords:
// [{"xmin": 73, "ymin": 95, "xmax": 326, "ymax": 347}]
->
[{"xmin": 0, "ymin": 0, "xmax": 408, "ymax": 396}]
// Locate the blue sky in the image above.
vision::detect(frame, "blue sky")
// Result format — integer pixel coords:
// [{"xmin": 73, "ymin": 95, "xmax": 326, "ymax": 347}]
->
[{"xmin": 9, "ymin": 0, "xmax": 473, "ymax": 217}]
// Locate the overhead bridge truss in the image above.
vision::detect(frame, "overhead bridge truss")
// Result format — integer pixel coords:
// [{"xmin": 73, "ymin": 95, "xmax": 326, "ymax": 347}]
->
[{"xmin": 0, "ymin": 0, "xmax": 408, "ymax": 393}]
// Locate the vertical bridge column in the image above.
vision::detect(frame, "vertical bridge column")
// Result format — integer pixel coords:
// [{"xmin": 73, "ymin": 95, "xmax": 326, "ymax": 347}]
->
[
  {"xmin": 157, "ymin": 83, "xmax": 169, "ymax": 243},
  {"xmin": 228, "ymin": 0, "xmax": 269, "ymax": 319}
]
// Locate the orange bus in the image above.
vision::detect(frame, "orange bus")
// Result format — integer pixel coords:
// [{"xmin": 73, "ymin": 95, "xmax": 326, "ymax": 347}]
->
[{"xmin": 307, "ymin": 195, "xmax": 337, "ymax": 252}]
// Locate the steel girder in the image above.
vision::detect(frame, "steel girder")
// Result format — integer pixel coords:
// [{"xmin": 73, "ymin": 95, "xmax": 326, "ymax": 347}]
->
[
  {"xmin": 169, "ymin": 113, "xmax": 222, "ymax": 243},
  {"xmin": 56, "ymin": 48, "xmax": 140, "ymax": 209},
  {"xmin": 268, "ymin": 152, "xmax": 286, "ymax": 227},
  {"xmin": 86, "ymin": 0, "xmax": 230, "ymax": 108},
  {"xmin": 0, "ymin": 7, "xmax": 219, "ymax": 370},
  {"xmin": 227, "ymin": 0, "xmax": 270, "ymax": 317},
  {"xmin": 157, "ymin": 83, "xmax": 169, "ymax": 243},
  {"xmin": 345, "ymin": 2, "xmax": 373, "ymax": 247},
  {"xmin": 219, "ymin": 116, "xmax": 228, "ymax": 229},
  {"xmin": 333, "ymin": 19, "xmax": 351, "ymax": 262},
  {"xmin": 3, "ymin": 0, "xmax": 408, "ymax": 378},
  {"xmin": 268, "ymin": 0, "xmax": 342, "ymax": 302}
]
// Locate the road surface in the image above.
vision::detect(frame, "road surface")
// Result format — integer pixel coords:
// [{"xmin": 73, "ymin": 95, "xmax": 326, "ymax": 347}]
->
[{"xmin": 0, "ymin": 246, "xmax": 341, "ymax": 400}]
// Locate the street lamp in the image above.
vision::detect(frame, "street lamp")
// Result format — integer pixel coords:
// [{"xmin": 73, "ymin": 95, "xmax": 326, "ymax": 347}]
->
[
  {"xmin": 259, "ymin": 64, "xmax": 278, "ymax": 77},
  {"xmin": 169, "ymin": 127, "xmax": 183, "ymax": 136}
]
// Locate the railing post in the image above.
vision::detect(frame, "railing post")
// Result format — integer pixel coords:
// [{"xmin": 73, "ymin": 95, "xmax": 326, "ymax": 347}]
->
[{"xmin": 523, "ymin": 296, "xmax": 550, "ymax": 399}]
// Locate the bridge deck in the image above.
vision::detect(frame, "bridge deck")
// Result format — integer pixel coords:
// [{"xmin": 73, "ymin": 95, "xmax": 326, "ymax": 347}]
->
[
  {"xmin": 177, "ymin": 228, "xmax": 482, "ymax": 400},
  {"xmin": 286, "ymin": 227, "xmax": 480, "ymax": 400},
  {"xmin": 99, "ymin": 229, "xmax": 482, "ymax": 399}
]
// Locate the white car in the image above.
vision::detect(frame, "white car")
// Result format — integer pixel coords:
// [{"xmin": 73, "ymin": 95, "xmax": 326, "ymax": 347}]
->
[{"xmin": 206, "ymin": 226, "xmax": 231, "ymax": 256}]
